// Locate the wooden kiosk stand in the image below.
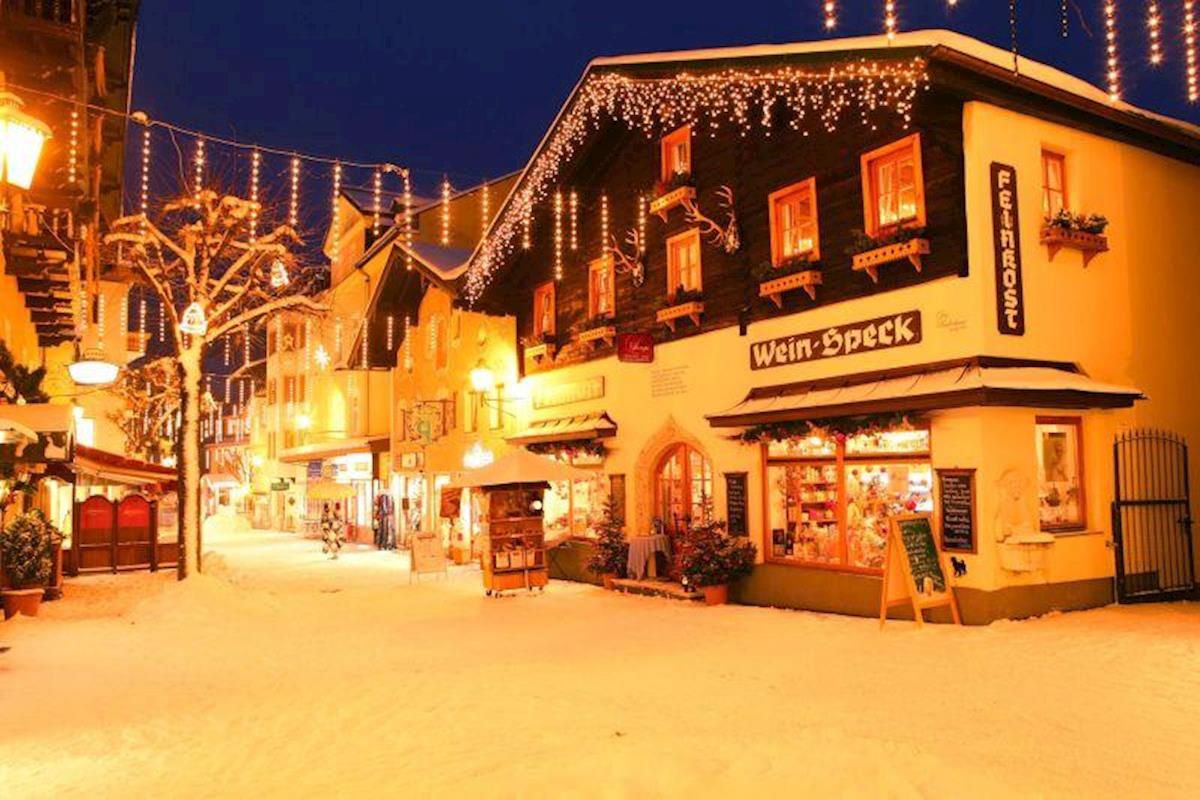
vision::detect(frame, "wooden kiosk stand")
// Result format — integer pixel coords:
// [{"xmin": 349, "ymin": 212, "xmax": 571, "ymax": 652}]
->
[
  {"xmin": 477, "ymin": 483, "xmax": 549, "ymax": 596},
  {"xmin": 880, "ymin": 513, "xmax": 962, "ymax": 627}
]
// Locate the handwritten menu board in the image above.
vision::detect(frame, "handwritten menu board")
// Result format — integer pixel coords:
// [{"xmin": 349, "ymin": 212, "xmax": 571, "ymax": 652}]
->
[
  {"xmin": 725, "ymin": 472, "xmax": 748, "ymax": 536},
  {"xmin": 609, "ymin": 474, "xmax": 626, "ymax": 525},
  {"xmin": 896, "ymin": 516, "xmax": 947, "ymax": 595},
  {"xmin": 937, "ymin": 469, "xmax": 977, "ymax": 553}
]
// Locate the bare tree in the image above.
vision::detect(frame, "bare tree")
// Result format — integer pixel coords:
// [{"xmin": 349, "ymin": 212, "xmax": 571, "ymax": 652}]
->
[
  {"xmin": 106, "ymin": 356, "xmax": 182, "ymax": 463},
  {"xmin": 105, "ymin": 190, "xmax": 325, "ymax": 578}
]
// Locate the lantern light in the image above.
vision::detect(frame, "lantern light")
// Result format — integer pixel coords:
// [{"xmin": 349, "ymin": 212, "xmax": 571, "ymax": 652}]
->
[
  {"xmin": 68, "ymin": 347, "xmax": 119, "ymax": 386},
  {"xmin": 469, "ymin": 360, "xmax": 495, "ymax": 393},
  {"xmin": 0, "ymin": 74, "xmax": 52, "ymax": 190}
]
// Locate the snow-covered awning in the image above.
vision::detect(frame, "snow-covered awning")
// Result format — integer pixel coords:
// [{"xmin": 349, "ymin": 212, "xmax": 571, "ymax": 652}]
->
[
  {"xmin": 74, "ymin": 445, "xmax": 177, "ymax": 489},
  {"xmin": 706, "ymin": 358, "xmax": 1144, "ymax": 428},
  {"xmin": 0, "ymin": 403, "xmax": 74, "ymax": 459},
  {"xmin": 506, "ymin": 412, "xmax": 617, "ymax": 446},
  {"xmin": 278, "ymin": 436, "xmax": 389, "ymax": 464}
]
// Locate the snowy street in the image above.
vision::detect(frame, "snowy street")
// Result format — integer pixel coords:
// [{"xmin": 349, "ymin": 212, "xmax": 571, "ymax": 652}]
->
[{"xmin": 2, "ymin": 530, "xmax": 1198, "ymax": 799}]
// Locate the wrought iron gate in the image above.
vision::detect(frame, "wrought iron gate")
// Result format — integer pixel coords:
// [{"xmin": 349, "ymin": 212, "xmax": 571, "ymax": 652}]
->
[{"xmin": 1111, "ymin": 430, "xmax": 1195, "ymax": 603}]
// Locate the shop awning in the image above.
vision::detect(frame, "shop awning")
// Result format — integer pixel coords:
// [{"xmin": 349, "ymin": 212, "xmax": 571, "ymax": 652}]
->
[
  {"xmin": 278, "ymin": 436, "xmax": 389, "ymax": 464},
  {"xmin": 74, "ymin": 445, "xmax": 177, "ymax": 489},
  {"xmin": 0, "ymin": 403, "xmax": 74, "ymax": 459},
  {"xmin": 706, "ymin": 357, "xmax": 1144, "ymax": 428},
  {"xmin": 506, "ymin": 412, "xmax": 618, "ymax": 445}
]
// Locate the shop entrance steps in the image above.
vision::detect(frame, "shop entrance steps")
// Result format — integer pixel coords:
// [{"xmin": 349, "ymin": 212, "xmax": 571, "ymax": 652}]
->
[{"xmin": 610, "ymin": 578, "xmax": 704, "ymax": 602}]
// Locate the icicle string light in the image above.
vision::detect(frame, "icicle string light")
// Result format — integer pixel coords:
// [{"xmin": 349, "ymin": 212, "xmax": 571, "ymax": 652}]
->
[
  {"xmin": 1148, "ymin": 2, "xmax": 1163, "ymax": 66},
  {"xmin": 68, "ymin": 107, "xmax": 79, "ymax": 184},
  {"xmin": 386, "ymin": 314, "xmax": 395, "ymax": 352},
  {"xmin": 1061, "ymin": 0, "xmax": 1070, "ymax": 37},
  {"xmin": 372, "ymin": 168, "xmax": 383, "ymax": 238},
  {"xmin": 569, "ymin": 190, "xmax": 578, "ymax": 251},
  {"xmin": 599, "ymin": 193, "xmax": 609, "ymax": 259},
  {"xmin": 249, "ymin": 149, "xmax": 261, "ymax": 242},
  {"xmin": 243, "ymin": 324, "xmax": 251, "ymax": 365},
  {"xmin": 120, "ymin": 292, "xmax": 128, "ymax": 344},
  {"xmin": 158, "ymin": 298, "xmax": 165, "ymax": 342},
  {"xmin": 304, "ymin": 317, "xmax": 312, "ymax": 371},
  {"xmin": 193, "ymin": 137, "xmax": 205, "ymax": 200},
  {"xmin": 138, "ymin": 294, "xmax": 147, "ymax": 352},
  {"xmin": 330, "ymin": 162, "xmax": 343, "ymax": 265},
  {"xmin": 403, "ymin": 171, "xmax": 414, "ymax": 270},
  {"xmin": 884, "ymin": 2, "xmax": 898, "ymax": 40},
  {"xmin": 1009, "ymin": 0, "xmax": 1020, "ymax": 74},
  {"xmin": 139, "ymin": 125, "xmax": 150, "ymax": 232},
  {"xmin": 464, "ymin": 59, "xmax": 927, "ymax": 301},
  {"xmin": 637, "ymin": 194, "xmax": 647, "ymax": 252},
  {"xmin": 1105, "ymin": 1, "xmax": 1121, "ymax": 101},
  {"xmin": 481, "ymin": 181, "xmax": 491, "ymax": 239},
  {"xmin": 823, "ymin": 2, "xmax": 836, "ymax": 30},
  {"xmin": 1186, "ymin": 2, "xmax": 1199, "ymax": 102},
  {"xmin": 441, "ymin": 176, "xmax": 452, "ymax": 246},
  {"xmin": 335, "ymin": 318, "xmax": 343, "ymax": 361},
  {"xmin": 522, "ymin": 213, "xmax": 532, "ymax": 250},
  {"xmin": 223, "ymin": 335, "xmax": 230, "ymax": 367},
  {"xmin": 553, "ymin": 190, "xmax": 564, "ymax": 281},
  {"xmin": 289, "ymin": 156, "xmax": 301, "ymax": 228}
]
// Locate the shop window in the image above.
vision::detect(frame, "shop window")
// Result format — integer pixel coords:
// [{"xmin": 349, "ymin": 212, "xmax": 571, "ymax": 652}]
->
[
  {"xmin": 1035, "ymin": 417, "xmax": 1086, "ymax": 531},
  {"xmin": 488, "ymin": 385, "xmax": 505, "ymax": 431},
  {"xmin": 860, "ymin": 133, "xmax": 925, "ymax": 237},
  {"xmin": 532, "ymin": 282, "xmax": 556, "ymax": 338},
  {"xmin": 588, "ymin": 256, "xmax": 615, "ymax": 318},
  {"xmin": 769, "ymin": 177, "xmax": 820, "ymax": 265},
  {"xmin": 655, "ymin": 444, "xmax": 713, "ymax": 535},
  {"xmin": 661, "ymin": 125, "xmax": 692, "ymax": 182},
  {"xmin": 1041, "ymin": 149, "xmax": 1067, "ymax": 217},
  {"xmin": 666, "ymin": 229, "xmax": 702, "ymax": 299},
  {"xmin": 545, "ymin": 470, "xmax": 610, "ymax": 539},
  {"xmin": 765, "ymin": 426, "xmax": 932, "ymax": 572}
]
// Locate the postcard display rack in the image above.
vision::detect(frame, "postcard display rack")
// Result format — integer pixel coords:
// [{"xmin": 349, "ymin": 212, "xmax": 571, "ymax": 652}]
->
[{"xmin": 479, "ymin": 483, "xmax": 549, "ymax": 595}]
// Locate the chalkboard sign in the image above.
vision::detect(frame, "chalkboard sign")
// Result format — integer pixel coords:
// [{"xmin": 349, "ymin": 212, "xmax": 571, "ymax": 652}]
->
[
  {"xmin": 937, "ymin": 469, "xmax": 977, "ymax": 553},
  {"xmin": 880, "ymin": 514, "xmax": 960, "ymax": 627},
  {"xmin": 609, "ymin": 474, "xmax": 626, "ymax": 525},
  {"xmin": 724, "ymin": 472, "xmax": 748, "ymax": 536},
  {"xmin": 897, "ymin": 516, "xmax": 946, "ymax": 594}
]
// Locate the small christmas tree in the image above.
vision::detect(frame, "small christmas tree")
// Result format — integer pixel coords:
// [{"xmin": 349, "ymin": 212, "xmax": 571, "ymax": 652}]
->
[{"xmin": 587, "ymin": 493, "xmax": 628, "ymax": 580}]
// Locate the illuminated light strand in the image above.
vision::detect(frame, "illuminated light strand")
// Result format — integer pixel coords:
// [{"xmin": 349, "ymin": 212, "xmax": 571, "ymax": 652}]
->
[
  {"xmin": 1105, "ymin": 1, "xmax": 1121, "ymax": 101},
  {"xmin": 138, "ymin": 294, "xmax": 147, "ymax": 352},
  {"xmin": 139, "ymin": 125, "xmax": 150, "ymax": 232},
  {"xmin": 387, "ymin": 314, "xmax": 395, "ymax": 352},
  {"xmin": 1186, "ymin": 2, "xmax": 1199, "ymax": 102},
  {"xmin": 823, "ymin": 2, "xmax": 836, "ymax": 30},
  {"xmin": 97, "ymin": 292, "xmax": 106, "ymax": 344},
  {"xmin": 249, "ymin": 149, "xmax": 261, "ymax": 242},
  {"xmin": 330, "ymin": 162, "xmax": 342, "ymax": 265},
  {"xmin": 119, "ymin": 293, "xmax": 128, "ymax": 345},
  {"xmin": 1061, "ymin": 0, "xmax": 1069, "ymax": 37},
  {"xmin": 481, "ymin": 181, "xmax": 491, "ymax": 238},
  {"xmin": 1009, "ymin": 0, "xmax": 1020, "ymax": 74},
  {"xmin": 68, "ymin": 107, "xmax": 79, "ymax": 184},
  {"xmin": 243, "ymin": 323, "xmax": 251, "ymax": 365},
  {"xmin": 599, "ymin": 193, "xmax": 609, "ymax": 258},
  {"xmin": 402, "ymin": 316, "xmax": 413, "ymax": 371},
  {"xmin": 522, "ymin": 212, "xmax": 532, "ymax": 250},
  {"xmin": 193, "ymin": 137, "xmax": 205, "ymax": 200},
  {"xmin": 1148, "ymin": 2, "xmax": 1163, "ymax": 66},
  {"xmin": 372, "ymin": 168, "xmax": 383, "ymax": 238},
  {"xmin": 334, "ymin": 318, "xmax": 343, "ymax": 361},
  {"xmin": 441, "ymin": 176, "xmax": 452, "ymax": 246},
  {"xmin": 304, "ymin": 317, "xmax": 312, "ymax": 371},
  {"xmin": 78, "ymin": 288, "xmax": 87, "ymax": 333},
  {"xmin": 464, "ymin": 61, "xmax": 926, "ymax": 302},
  {"xmin": 884, "ymin": 1, "xmax": 898, "ymax": 40},
  {"xmin": 289, "ymin": 156, "xmax": 301, "ymax": 228},
  {"xmin": 553, "ymin": 190, "xmax": 563, "ymax": 281},
  {"xmin": 403, "ymin": 171, "xmax": 414, "ymax": 270},
  {"xmin": 223, "ymin": 335, "xmax": 230, "ymax": 367},
  {"xmin": 158, "ymin": 298, "xmax": 165, "ymax": 342},
  {"xmin": 569, "ymin": 190, "xmax": 578, "ymax": 251},
  {"xmin": 637, "ymin": 194, "xmax": 647, "ymax": 252}
]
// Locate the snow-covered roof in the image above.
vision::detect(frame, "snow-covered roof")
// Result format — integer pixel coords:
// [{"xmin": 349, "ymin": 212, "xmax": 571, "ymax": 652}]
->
[{"xmin": 401, "ymin": 241, "xmax": 472, "ymax": 281}]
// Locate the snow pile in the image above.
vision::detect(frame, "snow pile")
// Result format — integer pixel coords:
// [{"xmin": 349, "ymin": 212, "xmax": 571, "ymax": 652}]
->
[{"xmin": 2, "ymin": 531, "xmax": 1198, "ymax": 799}]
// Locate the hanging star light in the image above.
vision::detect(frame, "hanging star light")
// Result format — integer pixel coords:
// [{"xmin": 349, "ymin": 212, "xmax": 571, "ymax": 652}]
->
[
  {"xmin": 314, "ymin": 343, "xmax": 330, "ymax": 370},
  {"xmin": 179, "ymin": 302, "xmax": 208, "ymax": 336}
]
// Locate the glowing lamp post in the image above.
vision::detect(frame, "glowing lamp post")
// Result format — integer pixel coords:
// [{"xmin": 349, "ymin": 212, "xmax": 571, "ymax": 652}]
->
[{"xmin": 0, "ymin": 74, "xmax": 52, "ymax": 191}]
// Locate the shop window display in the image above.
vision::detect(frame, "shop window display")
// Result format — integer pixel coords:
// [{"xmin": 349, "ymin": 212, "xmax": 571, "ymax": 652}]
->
[
  {"xmin": 765, "ymin": 425, "xmax": 931, "ymax": 572},
  {"xmin": 1035, "ymin": 417, "xmax": 1086, "ymax": 530}
]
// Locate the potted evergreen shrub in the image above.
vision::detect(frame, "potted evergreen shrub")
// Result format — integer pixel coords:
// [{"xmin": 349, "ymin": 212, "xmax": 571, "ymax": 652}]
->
[
  {"xmin": 680, "ymin": 519, "xmax": 756, "ymax": 605},
  {"xmin": 1, "ymin": 510, "xmax": 63, "ymax": 619},
  {"xmin": 586, "ymin": 494, "xmax": 628, "ymax": 589}
]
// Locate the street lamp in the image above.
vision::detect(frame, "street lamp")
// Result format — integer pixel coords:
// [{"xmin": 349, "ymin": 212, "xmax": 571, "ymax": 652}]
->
[
  {"xmin": 0, "ymin": 73, "xmax": 52, "ymax": 191},
  {"xmin": 469, "ymin": 360, "xmax": 495, "ymax": 392},
  {"xmin": 67, "ymin": 345, "xmax": 120, "ymax": 386}
]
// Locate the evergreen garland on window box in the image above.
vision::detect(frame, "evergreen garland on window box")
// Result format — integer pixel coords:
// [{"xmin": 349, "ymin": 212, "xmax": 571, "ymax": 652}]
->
[
  {"xmin": 845, "ymin": 226, "xmax": 928, "ymax": 256},
  {"xmin": 526, "ymin": 440, "xmax": 607, "ymax": 460},
  {"xmin": 733, "ymin": 412, "xmax": 917, "ymax": 445}
]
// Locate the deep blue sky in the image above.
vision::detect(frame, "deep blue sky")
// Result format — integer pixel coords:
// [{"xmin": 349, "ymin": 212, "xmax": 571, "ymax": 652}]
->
[{"xmin": 131, "ymin": 1, "xmax": 1198, "ymax": 192}]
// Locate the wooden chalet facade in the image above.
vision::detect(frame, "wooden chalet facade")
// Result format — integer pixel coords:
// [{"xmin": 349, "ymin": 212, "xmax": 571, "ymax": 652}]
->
[{"xmin": 464, "ymin": 31, "xmax": 1200, "ymax": 622}]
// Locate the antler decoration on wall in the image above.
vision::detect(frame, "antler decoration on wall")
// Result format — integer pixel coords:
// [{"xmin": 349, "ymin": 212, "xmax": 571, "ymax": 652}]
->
[
  {"xmin": 681, "ymin": 186, "xmax": 741, "ymax": 255},
  {"xmin": 608, "ymin": 228, "xmax": 646, "ymax": 287}
]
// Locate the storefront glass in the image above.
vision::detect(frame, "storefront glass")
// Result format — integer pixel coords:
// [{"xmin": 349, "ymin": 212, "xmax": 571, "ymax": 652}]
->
[
  {"xmin": 766, "ymin": 426, "xmax": 930, "ymax": 572},
  {"xmin": 545, "ymin": 471, "xmax": 609, "ymax": 539}
]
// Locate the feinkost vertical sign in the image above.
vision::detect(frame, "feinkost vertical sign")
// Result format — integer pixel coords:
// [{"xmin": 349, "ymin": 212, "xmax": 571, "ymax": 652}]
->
[{"xmin": 990, "ymin": 162, "xmax": 1025, "ymax": 336}]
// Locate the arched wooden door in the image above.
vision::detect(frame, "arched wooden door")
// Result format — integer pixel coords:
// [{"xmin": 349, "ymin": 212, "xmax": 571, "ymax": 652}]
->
[
  {"xmin": 116, "ymin": 495, "xmax": 154, "ymax": 569},
  {"xmin": 654, "ymin": 444, "xmax": 713, "ymax": 579}
]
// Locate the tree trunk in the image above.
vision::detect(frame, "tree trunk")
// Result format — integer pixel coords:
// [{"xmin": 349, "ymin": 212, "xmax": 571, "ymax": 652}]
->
[{"xmin": 177, "ymin": 345, "xmax": 203, "ymax": 579}]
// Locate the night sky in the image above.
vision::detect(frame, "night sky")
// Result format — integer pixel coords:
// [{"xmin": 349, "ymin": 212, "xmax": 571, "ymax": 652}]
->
[{"xmin": 131, "ymin": 1, "xmax": 1199, "ymax": 196}]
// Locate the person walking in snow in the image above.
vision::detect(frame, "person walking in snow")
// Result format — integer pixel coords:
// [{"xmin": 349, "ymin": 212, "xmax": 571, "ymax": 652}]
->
[{"xmin": 320, "ymin": 502, "xmax": 344, "ymax": 559}]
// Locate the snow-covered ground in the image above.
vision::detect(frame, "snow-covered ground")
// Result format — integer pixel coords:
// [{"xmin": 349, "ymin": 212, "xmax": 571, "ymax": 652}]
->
[{"xmin": 2, "ymin": 530, "xmax": 1198, "ymax": 799}]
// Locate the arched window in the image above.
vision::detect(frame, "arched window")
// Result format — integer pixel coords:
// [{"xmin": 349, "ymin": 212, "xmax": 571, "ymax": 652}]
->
[{"xmin": 654, "ymin": 443, "xmax": 713, "ymax": 535}]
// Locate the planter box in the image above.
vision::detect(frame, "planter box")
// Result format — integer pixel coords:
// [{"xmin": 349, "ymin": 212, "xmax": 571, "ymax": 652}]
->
[
  {"xmin": 524, "ymin": 341, "xmax": 556, "ymax": 364},
  {"xmin": 1040, "ymin": 226, "xmax": 1109, "ymax": 267},
  {"xmin": 851, "ymin": 237, "xmax": 930, "ymax": 284},
  {"xmin": 577, "ymin": 324, "xmax": 616, "ymax": 349},
  {"xmin": 648, "ymin": 186, "xmax": 696, "ymax": 221},
  {"xmin": 655, "ymin": 300, "xmax": 704, "ymax": 332},
  {"xmin": 759, "ymin": 269, "xmax": 822, "ymax": 307}
]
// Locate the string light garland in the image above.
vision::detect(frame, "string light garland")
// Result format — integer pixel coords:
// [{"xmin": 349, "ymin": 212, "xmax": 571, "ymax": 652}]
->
[
  {"xmin": 249, "ymin": 149, "xmax": 261, "ymax": 242},
  {"xmin": 289, "ymin": 156, "xmax": 301, "ymax": 228},
  {"xmin": 403, "ymin": 315, "xmax": 413, "ymax": 372},
  {"xmin": 569, "ymin": 190, "xmax": 578, "ymax": 251},
  {"xmin": 441, "ymin": 176, "xmax": 452, "ymax": 246},
  {"xmin": 139, "ymin": 125, "xmax": 150, "ymax": 233},
  {"xmin": 1186, "ymin": 2, "xmax": 1199, "ymax": 102},
  {"xmin": 599, "ymin": 193, "xmax": 609, "ymax": 259},
  {"xmin": 330, "ymin": 162, "xmax": 342, "ymax": 265},
  {"xmin": 1009, "ymin": 0, "xmax": 1020, "ymax": 74},
  {"xmin": 884, "ymin": 2, "xmax": 898, "ymax": 40},
  {"xmin": 464, "ymin": 60, "xmax": 926, "ymax": 302},
  {"xmin": 335, "ymin": 318, "xmax": 343, "ymax": 361},
  {"xmin": 823, "ymin": 1, "xmax": 836, "ymax": 30},
  {"xmin": 157, "ymin": 297, "xmax": 165, "ymax": 342},
  {"xmin": 1105, "ymin": 1, "xmax": 1121, "ymax": 101},
  {"xmin": 243, "ymin": 323, "xmax": 251, "ymax": 366},
  {"xmin": 637, "ymin": 193, "xmax": 647, "ymax": 253},
  {"xmin": 403, "ymin": 171, "xmax": 414, "ymax": 270},
  {"xmin": 481, "ymin": 180, "xmax": 491, "ymax": 239},
  {"xmin": 193, "ymin": 137, "xmax": 205, "ymax": 200},
  {"xmin": 372, "ymin": 168, "xmax": 383, "ymax": 238},
  {"xmin": 522, "ymin": 213, "xmax": 532, "ymax": 250},
  {"xmin": 138, "ymin": 294, "xmax": 147, "ymax": 352},
  {"xmin": 553, "ymin": 189, "xmax": 563, "ymax": 281},
  {"xmin": 387, "ymin": 314, "xmax": 395, "ymax": 352},
  {"xmin": 1148, "ymin": 2, "xmax": 1163, "ymax": 66},
  {"xmin": 119, "ymin": 292, "xmax": 128, "ymax": 345},
  {"xmin": 1061, "ymin": 0, "xmax": 1069, "ymax": 37},
  {"xmin": 78, "ymin": 287, "xmax": 87, "ymax": 333},
  {"xmin": 96, "ymin": 291, "xmax": 106, "ymax": 344},
  {"xmin": 223, "ymin": 335, "xmax": 230, "ymax": 367},
  {"xmin": 304, "ymin": 317, "xmax": 312, "ymax": 371},
  {"xmin": 67, "ymin": 106, "xmax": 79, "ymax": 184}
]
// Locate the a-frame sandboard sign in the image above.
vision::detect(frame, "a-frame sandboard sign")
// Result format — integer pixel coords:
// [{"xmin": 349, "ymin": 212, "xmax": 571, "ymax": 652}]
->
[{"xmin": 880, "ymin": 513, "xmax": 962, "ymax": 628}]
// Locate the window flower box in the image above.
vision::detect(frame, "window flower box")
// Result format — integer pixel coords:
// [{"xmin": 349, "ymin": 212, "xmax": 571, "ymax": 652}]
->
[
  {"xmin": 1040, "ymin": 226, "xmax": 1109, "ymax": 267},
  {"xmin": 577, "ymin": 324, "xmax": 616, "ymax": 350},
  {"xmin": 649, "ymin": 185, "xmax": 696, "ymax": 222},
  {"xmin": 759, "ymin": 269, "xmax": 822, "ymax": 307},
  {"xmin": 851, "ymin": 237, "xmax": 929, "ymax": 284},
  {"xmin": 655, "ymin": 300, "xmax": 704, "ymax": 332},
  {"xmin": 524, "ymin": 342, "xmax": 555, "ymax": 363}
]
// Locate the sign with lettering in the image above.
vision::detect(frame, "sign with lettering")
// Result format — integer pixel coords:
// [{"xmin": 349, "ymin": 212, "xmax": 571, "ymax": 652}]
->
[
  {"xmin": 616, "ymin": 333, "xmax": 654, "ymax": 363},
  {"xmin": 409, "ymin": 532, "xmax": 448, "ymax": 582},
  {"xmin": 880, "ymin": 514, "xmax": 961, "ymax": 627},
  {"xmin": 724, "ymin": 472, "xmax": 748, "ymax": 536},
  {"xmin": 307, "ymin": 460, "xmax": 323, "ymax": 480},
  {"xmin": 404, "ymin": 401, "xmax": 451, "ymax": 443},
  {"xmin": 937, "ymin": 469, "xmax": 977, "ymax": 553},
  {"xmin": 533, "ymin": 376, "xmax": 605, "ymax": 410},
  {"xmin": 749, "ymin": 311, "xmax": 922, "ymax": 371},
  {"xmin": 609, "ymin": 474, "xmax": 626, "ymax": 525},
  {"xmin": 990, "ymin": 162, "xmax": 1025, "ymax": 336}
]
